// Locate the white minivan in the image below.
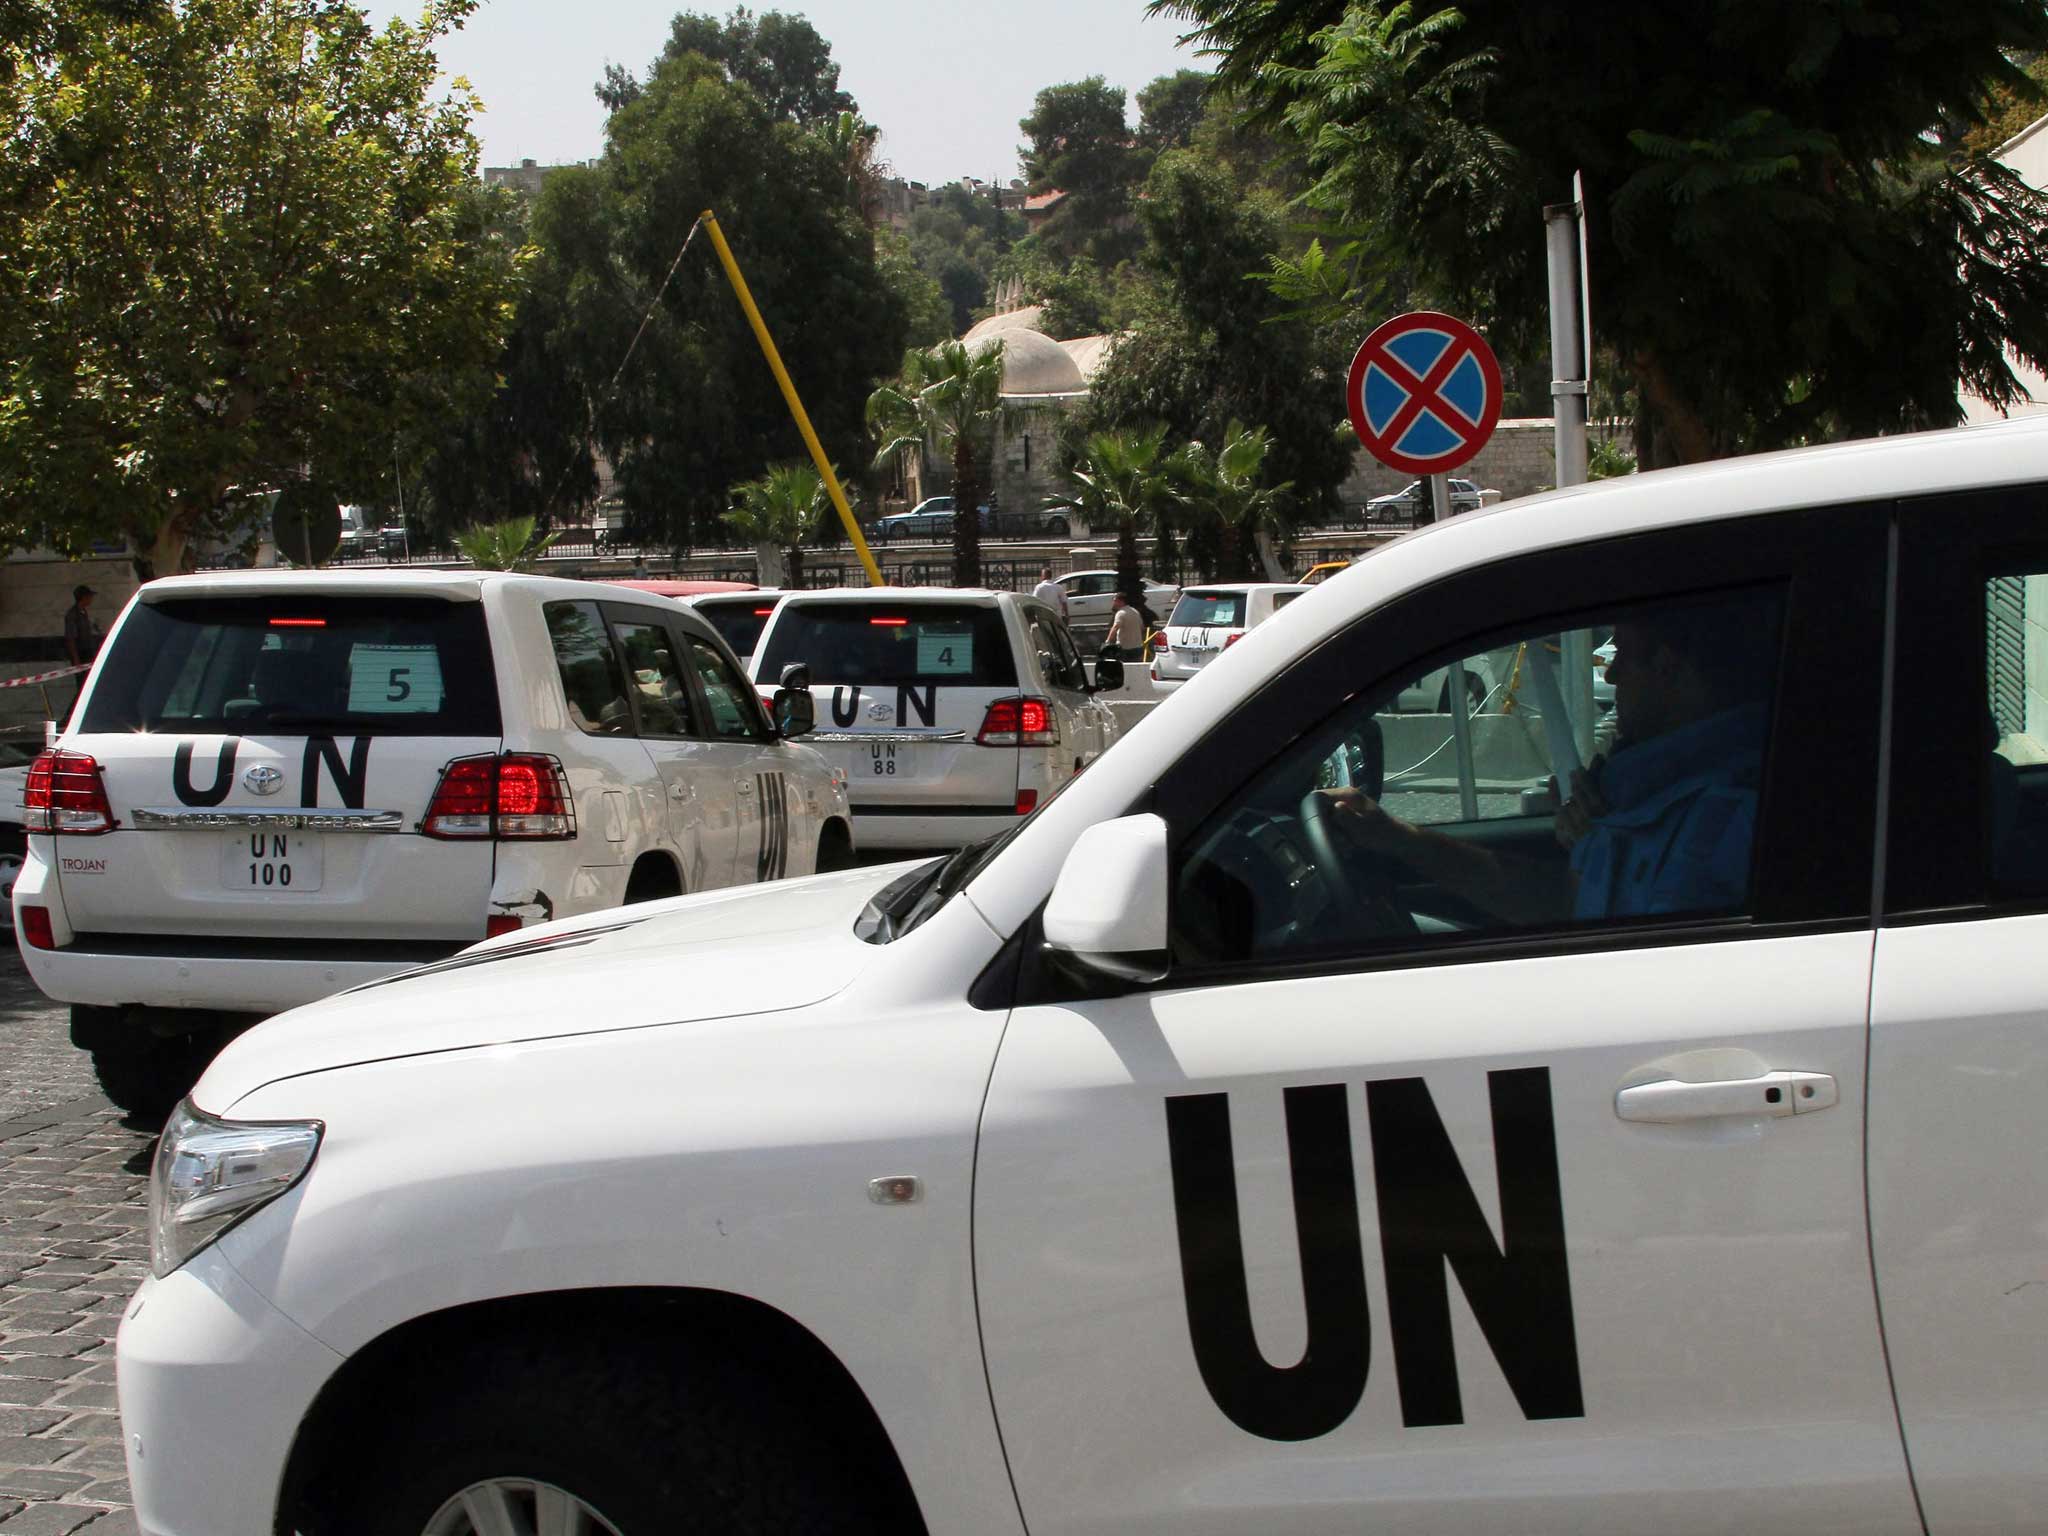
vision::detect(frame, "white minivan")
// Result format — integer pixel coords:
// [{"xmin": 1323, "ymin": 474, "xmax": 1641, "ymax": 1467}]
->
[
  {"xmin": 14, "ymin": 569, "xmax": 849, "ymax": 1114},
  {"xmin": 748, "ymin": 587, "xmax": 1121, "ymax": 851}
]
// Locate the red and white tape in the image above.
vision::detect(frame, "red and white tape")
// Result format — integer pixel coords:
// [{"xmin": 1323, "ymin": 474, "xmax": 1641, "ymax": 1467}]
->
[{"xmin": 1, "ymin": 663, "xmax": 90, "ymax": 688}]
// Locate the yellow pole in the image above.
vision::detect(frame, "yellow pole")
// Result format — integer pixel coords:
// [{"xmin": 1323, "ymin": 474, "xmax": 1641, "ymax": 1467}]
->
[{"xmin": 700, "ymin": 211, "xmax": 886, "ymax": 589}]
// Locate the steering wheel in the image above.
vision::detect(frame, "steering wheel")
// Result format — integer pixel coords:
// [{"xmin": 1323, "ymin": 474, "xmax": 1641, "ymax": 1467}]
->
[{"xmin": 1297, "ymin": 788, "xmax": 1420, "ymax": 939}]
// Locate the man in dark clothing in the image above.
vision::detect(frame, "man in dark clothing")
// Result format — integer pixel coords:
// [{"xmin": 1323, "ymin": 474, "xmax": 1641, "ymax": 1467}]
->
[{"xmin": 62, "ymin": 584, "xmax": 98, "ymax": 720}]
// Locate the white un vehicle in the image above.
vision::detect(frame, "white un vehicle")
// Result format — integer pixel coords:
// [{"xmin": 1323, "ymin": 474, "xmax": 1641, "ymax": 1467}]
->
[
  {"xmin": 122, "ymin": 418, "xmax": 2048, "ymax": 1536},
  {"xmin": 15, "ymin": 569, "xmax": 848, "ymax": 1116},
  {"xmin": 747, "ymin": 587, "xmax": 1120, "ymax": 851}
]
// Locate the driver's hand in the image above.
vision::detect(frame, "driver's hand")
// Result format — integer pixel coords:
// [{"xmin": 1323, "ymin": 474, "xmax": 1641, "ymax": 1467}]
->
[
  {"xmin": 1554, "ymin": 757, "xmax": 1609, "ymax": 850},
  {"xmin": 1319, "ymin": 787, "xmax": 1402, "ymax": 854}
]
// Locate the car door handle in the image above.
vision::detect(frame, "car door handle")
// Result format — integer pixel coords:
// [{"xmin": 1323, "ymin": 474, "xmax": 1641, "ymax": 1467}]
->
[{"xmin": 1615, "ymin": 1070, "xmax": 1838, "ymax": 1124}]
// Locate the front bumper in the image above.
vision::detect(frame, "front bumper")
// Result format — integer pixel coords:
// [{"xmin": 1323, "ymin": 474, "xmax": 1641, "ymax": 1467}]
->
[{"xmin": 118, "ymin": 1248, "xmax": 345, "ymax": 1536}]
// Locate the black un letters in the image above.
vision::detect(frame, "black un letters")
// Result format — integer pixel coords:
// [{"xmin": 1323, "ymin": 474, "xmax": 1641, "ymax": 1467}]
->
[{"xmin": 1164, "ymin": 1067, "xmax": 1583, "ymax": 1441}]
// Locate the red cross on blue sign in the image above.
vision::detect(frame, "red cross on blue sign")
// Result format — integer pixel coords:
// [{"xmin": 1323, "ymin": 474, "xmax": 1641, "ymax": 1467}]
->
[{"xmin": 1346, "ymin": 311, "xmax": 1504, "ymax": 477}]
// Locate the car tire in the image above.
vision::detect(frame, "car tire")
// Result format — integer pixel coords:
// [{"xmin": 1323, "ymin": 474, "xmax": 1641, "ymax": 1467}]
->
[
  {"xmin": 339, "ymin": 1334, "xmax": 902, "ymax": 1536},
  {"xmin": 83, "ymin": 1015, "xmax": 221, "ymax": 1124}
]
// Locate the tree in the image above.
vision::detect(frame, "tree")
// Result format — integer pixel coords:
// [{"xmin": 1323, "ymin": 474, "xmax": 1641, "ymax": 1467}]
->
[
  {"xmin": 1138, "ymin": 69, "xmax": 1213, "ymax": 151},
  {"xmin": 1057, "ymin": 424, "xmax": 1174, "ymax": 609},
  {"xmin": 1173, "ymin": 420, "xmax": 1293, "ymax": 579},
  {"xmin": 724, "ymin": 461, "xmax": 832, "ymax": 586},
  {"xmin": 454, "ymin": 516, "xmax": 558, "ymax": 572},
  {"xmin": 579, "ymin": 50, "xmax": 909, "ymax": 550},
  {"xmin": 0, "ymin": 0, "xmax": 525, "ymax": 576},
  {"xmin": 905, "ymin": 187, "xmax": 1025, "ymax": 332},
  {"xmin": 1019, "ymin": 77, "xmax": 1148, "ymax": 262},
  {"xmin": 1155, "ymin": 0, "xmax": 2048, "ymax": 467},
  {"xmin": 1080, "ymin": 151, "xmax": 1353, "ymax": 528},
  {"xmin": 598, "ymin": 6, "xmax": 853, "ymax": 124},
  {"xmin": 867, "ymin": 340, "xmax": 1007, "ymax": 588}
]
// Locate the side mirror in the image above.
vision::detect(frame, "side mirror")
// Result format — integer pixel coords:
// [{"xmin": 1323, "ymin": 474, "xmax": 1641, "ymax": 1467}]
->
[
  {"xmin": 1093, "ymin": 648, "xmax": 1125, "ymax": 693},
  {"xmin": 773, "ymin": 663, "xmax": 815, "ymax": 738},
  {"xmin": 1043, "ymin": 813, "xmax": 1167, "ymax": 982}
]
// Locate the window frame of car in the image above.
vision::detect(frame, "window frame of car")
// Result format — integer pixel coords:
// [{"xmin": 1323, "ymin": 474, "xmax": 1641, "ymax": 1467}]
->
[
  {"xmin": 670, "ymin": 615, "xmax": 771, "ymax": 744},
  {"xmin": 1007, "ymin": 503, "xmax": 1889, "ymax": 1005},
  {"xmin": 1885, "ymin": 485, "xmax": 2048, "ymax": 921},
  {"xmin": 598, "ymin": 601, "xmax": 700, "ymax": 741},
  {"xmin": 1025, "ymin": 607, "xmax": 1089, "ymax": 693}
]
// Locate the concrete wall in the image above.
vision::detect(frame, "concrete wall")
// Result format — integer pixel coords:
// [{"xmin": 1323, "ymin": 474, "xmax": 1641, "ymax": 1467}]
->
[{"xmin": 1339, "ymin": 418, "xmax": 1636, "ymax": 506}]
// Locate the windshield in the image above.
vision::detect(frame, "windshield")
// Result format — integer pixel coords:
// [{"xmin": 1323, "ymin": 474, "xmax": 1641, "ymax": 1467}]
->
[
  {"xmin": 82, "ymin": 595, "xmax": 501, "ymax": 736},
  {"xmin": 1171, "ymin": 591, "xmax": 1248, "ymax": 628},
  {"xmin": 756, "ymin": 601, "xmax": 1018, "ymax": 687},
  {"xmin": 696, "ymin": 597, "xmax": 779, "ymax": 659}
]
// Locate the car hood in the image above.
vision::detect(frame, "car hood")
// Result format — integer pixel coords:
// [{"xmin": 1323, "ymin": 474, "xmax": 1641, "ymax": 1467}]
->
[{"xmin": 195, "ymin": 863, "xmax": 920, "ymax": 1111}]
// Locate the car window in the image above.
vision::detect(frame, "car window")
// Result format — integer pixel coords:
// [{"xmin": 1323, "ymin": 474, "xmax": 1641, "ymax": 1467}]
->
[
  {"xmin": 545, "ymin": 600, "xmax": 632, "ymax": 736},
  {"xmin": 756, "ymin": 602, "xmax": 1018, "ymax": 687},
  {"xmin": 1986, "ymin": 565, "xmax": 2048, "ymax": 899},
  {"xmin": 1029, "ymin": 617, "xmax": 1087, "ymax": 691},
  {"xmin": 696, "ymin": 597, "xmax": 777, "ymax": 660},
  {"xmin": 1172, "ymin": 584, "xmax": 1786, "ymax": 968},
  {"xmin": 1074, "ymin": 574, "xmax": 1116, "ymax": 597},
  {"xmin": 609, "ymin": 616, "xmax": 695, "ymax": 737},
  {"xmin": 1171, "ymin": 591, "xmax": 1248, "ymax": 628},
  {"xmin": 84, "ymin": 594, "xmax": 500, "ymax": 736},
  {"xmin": 684, "ymin": 634, "xmax": 763, "ymax": 740},
  {"xmin": 1271, "ymin": 591, "xmax": 1303, "ymax": 613}
]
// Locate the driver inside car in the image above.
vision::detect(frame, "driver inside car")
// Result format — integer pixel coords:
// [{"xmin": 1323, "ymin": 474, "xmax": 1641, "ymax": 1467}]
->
[{"xmin": 1319, "ymin": 603, "xmax": 1774, "ymax": 925}]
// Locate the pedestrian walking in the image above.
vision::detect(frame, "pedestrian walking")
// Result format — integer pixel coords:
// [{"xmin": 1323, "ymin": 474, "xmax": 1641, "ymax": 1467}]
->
[
  {"xmin": 61, "ymin": 583, "xmax": 98, "ymax": 721},
  {"xmin": 1031, "ymin": 565, "xmax": 1067, "ymax": 615},
  {"xmin": 1109, "ymin": 592, "xmax": 1145, "ymax": 659}
]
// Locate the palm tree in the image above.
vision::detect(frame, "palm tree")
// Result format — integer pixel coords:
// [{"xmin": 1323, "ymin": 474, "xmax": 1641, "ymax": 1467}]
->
[
  {"xmin": 724, "ymin": 463, "xmax": 835, "ymax": 588},
  {"xmin": 1173, "ymin": 421, "xmax": 1292, "ymax": 581},
  {"xmin": 867, "ymin": 339, "xmax": 1006, "ymax": 588},
  {"xmin": 1058, "ymin": 424, "xmax": 1173, "ymax": 617},
  {"xmin": 454, "ymin": 515, "xmax": 558, "ymax": 572}
]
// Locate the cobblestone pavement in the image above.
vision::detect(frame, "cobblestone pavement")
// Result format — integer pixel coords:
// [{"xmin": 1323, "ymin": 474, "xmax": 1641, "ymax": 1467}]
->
[{"xmin": 0, "ymin": 951, "xmax": 147, "ymax": 1535}]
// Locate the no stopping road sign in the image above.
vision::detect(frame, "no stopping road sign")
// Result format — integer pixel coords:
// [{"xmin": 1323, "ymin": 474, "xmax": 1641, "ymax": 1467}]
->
[{"xmin": 1347, "ymin": 311, "xmax": 1503, "ymax": 477}]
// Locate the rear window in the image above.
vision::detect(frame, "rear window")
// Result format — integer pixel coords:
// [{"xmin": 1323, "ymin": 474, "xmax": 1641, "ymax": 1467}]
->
[
  {"xmin": 81, "ymin": 595, "xmax": 500, "ymax": 737},
  {"xmin": 1171, "ymin": 591, "xmax": 1248, "ymax": 628},
  {"xmin": 756, "ymin": 602, "xmax": 1017, "ymax": 687},
  {"xmin": 696, "ymin": 597, "xmax": 778, "ymax": 659}
]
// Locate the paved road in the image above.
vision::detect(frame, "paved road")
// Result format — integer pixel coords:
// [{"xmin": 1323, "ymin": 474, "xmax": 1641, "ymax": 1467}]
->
[{"xmin": 0, "ymin": 953, "xmax": 144, "ymax": 1535}]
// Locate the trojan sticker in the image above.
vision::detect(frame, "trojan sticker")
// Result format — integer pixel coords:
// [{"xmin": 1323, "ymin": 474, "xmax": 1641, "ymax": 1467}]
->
[{"xmin": 1165, "ymin": 1067, "xmax": 1583, "ymax": 1441}]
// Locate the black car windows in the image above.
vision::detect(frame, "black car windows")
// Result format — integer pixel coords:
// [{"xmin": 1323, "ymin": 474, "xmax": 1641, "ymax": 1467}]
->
[
  {"xmin": 684, "ymin": 634, "xmax": 764, "ymax": 740},
  {"xmin": 545, "ymin": 600, "xmax": 632, "ymax": 736},
  {"xmin": 609, "ymin": 617, "xmax": 695, "ymax": 737},
  {"xmin": 756, "ymin": 602, "xmax": 1018, "ymax": 687},
  {"xmin": 86, "ymin": 595, "xmax": 501, "ymax": 737}
]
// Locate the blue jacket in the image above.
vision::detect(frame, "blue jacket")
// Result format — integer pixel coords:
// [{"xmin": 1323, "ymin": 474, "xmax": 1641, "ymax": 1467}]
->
[{"xmin": 1569, "ymin": 704, "xmax": 1767, "ymax": 921}]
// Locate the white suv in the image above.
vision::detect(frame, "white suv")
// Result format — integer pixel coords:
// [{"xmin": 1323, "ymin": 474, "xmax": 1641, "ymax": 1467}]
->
[
  {"xmin": 748, "ymin": 588, "xmax": 1122, "ymax": 851},
  {"xmin": 14, "ymin": 569, "xmax": 848, "ymax": 1115},
  {"xmin": 1151, "ymin": 581, "xmax": 1309, "ymax": 690}
]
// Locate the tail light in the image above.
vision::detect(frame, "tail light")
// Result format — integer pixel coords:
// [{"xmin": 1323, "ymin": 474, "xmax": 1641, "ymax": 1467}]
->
[
  {"xmin": 978, "ymin": 697, "xmax": 1059, "ymax": 747},
  {"xmin": 422, "ymin": 754, "xmax": 576, "ymax": 840},
  {"xmin": 485, "ymin": 914, "xmax": 524, "ymax": 940},
  {"xmin": 19, "ymin": 905, "xmax": 56, "ymax": 950},
  {"xmin": 1223, "ymin": 631, "xmax": 1246, "ymax": 649},
  {"xmin": 23, "ymin": 750, "xmax": 116, "ymax": 835},
  {"xmin": 1015, "ymin": 788, "xmax": 1038, "ymax": 815}
]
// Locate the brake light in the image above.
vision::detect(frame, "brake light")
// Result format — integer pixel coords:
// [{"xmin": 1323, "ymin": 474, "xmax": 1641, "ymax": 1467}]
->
[
  {"xmin": 19, "ymin": 905, "xmax": 55, "ymax": 951},
  {"xmin": 1015, "ymin": 789, "xmax": 1038, "ymax": 815},
  {"xmin": 23, "ymin": 751, "xmax": 116, "ymax": 835},
  {"xmin": 1223, "ymin": 631, "xmax": 1245, "ymax": 649},
  {"xmin": 978, "ymin": 697, "xmax": 1058, "ymax": 747},
  {"xmin": 754, "ymin": 606, "xmax": 775, "ymax": 616},
  {"xmin": 422, "ymin": 754, "xmax": 576, "ymax": 840},
  {"xmin": 268, "ymin": 617, "xmax": 326, "ymax": 628},
  {"xmin": 485, "ymin": 913, "xmax": 524, "ymax": 940},
  {"xmin": 870, "ymin": 617, "xmax": 909, "ymax": 626}
]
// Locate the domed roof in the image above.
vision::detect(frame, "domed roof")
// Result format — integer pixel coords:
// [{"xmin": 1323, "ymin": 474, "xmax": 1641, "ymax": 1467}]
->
[
  {"xmin": 967, "ymin": 327, "xmax": 1086, "ymax": 397},
  {"xmin": 961, "ymin": 305, "xmax": 1045, "ymax": 342}
]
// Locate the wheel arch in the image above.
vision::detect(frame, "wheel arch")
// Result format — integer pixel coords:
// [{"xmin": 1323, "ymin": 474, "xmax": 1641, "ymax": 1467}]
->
[
  {"xmin": 623, "ymin": 849, "xmax": 684, "ymax": 902},
  {"xmin": 277, "ymin": 1286, "xmax": 927, "ymax": 1535}
]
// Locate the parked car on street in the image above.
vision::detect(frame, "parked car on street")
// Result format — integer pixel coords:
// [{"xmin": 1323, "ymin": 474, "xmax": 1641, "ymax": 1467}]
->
[
  {"xmin": 334, "ymin": 504, "xmax": 369, "ymax": 559},
  {"xmin": 1051, "ymin": 570, "xmax": 1180, "ymax": 641},
  {"xmin": 1366, "ymin": 476, "xmax": 1485, "ymax": 520},
  {"xmin": 747, "ymin": 587, "xmax": 1121, "ymax": 851},
  {"xmin": 374, "ymin": 524, "xmax": 410, "ymax": 560},
  {"xmin": 1151, "ymin": 581, "xmax": 1309, "ymax": 690},
  {"xmin": 114, "ymin": 415, "xmax": 2048, "ymax": 1536},
  {"xmin": 869, "ymin": 496, "xmax": 992, "ymax": 541},
  {"xmin": 14, "ymin": 569, "xmax": 849, "ymax": 1115}
]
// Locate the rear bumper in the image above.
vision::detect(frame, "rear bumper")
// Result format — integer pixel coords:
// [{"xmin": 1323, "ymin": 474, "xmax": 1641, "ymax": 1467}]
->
[{"xmin": 851, "ymin": 807, "xmax": 1025, "ymax": 851}]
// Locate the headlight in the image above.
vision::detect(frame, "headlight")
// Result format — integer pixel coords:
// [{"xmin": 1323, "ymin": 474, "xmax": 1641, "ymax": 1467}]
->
[{"xmin": 149, "ymin": 1100, "xmax": 322, "ymax": 1279}]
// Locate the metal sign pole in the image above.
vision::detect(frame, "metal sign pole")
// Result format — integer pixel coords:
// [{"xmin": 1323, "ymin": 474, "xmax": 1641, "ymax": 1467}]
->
[
  {"xmin": 1426, "ymin": 473, "xmax": 1453, "ymax": 524},
  {"xmin": 1544, "ymin": 198, "xmax": 1588, "ymax": 490}
]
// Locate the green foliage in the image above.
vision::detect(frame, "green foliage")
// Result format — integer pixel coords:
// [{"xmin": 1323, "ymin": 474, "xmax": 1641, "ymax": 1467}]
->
[
  {"xmin": 455, "ymin": 516, "xmax": 558, "ymax": 572},
  {"xmin": 1137, "ymin": 69, "xmax": 1213, "ymax": 150},
  {"xmin": 988, "ymin": 239, "xmax": 1145, "ymax": 340},
  {"xmin": 1172, "ymin": 420, "xmax": 1293, "ymax": 579},
  {"xmin": 1019, "ymin": 76, "xmax": 1149, "ymax": 263},
  {"xmin": 866, "ymin": 340, "xmax": 1007, "ymax": 586},
  {"xmin": 597, "ymin": 6, "xmax": 853, "ymax": 124},
  {"xmin": 1154, "ymin": 0, "xmax": 2048, "ymax": 466},
  {"xmin": 1587, "ymin": 434, "xmax": 1638, "ymax": 480},
  {"xmin": 0, "ymin": 0, "xmax": 524, "ymax": 576},
  {"xmin": 901, "ymin": 185, "xmax": 1025, "ymax": 334},
  {"xmin": 725, "ymin": 461, "xmax": 834, "ymax": 583},
  {"xmin": 876, "ymin": 228, "xmax": 954, "ymax": 349},
  {"xmin": 1056, "ymin": 424, "xmax": 1175, "ymax": 600}
]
